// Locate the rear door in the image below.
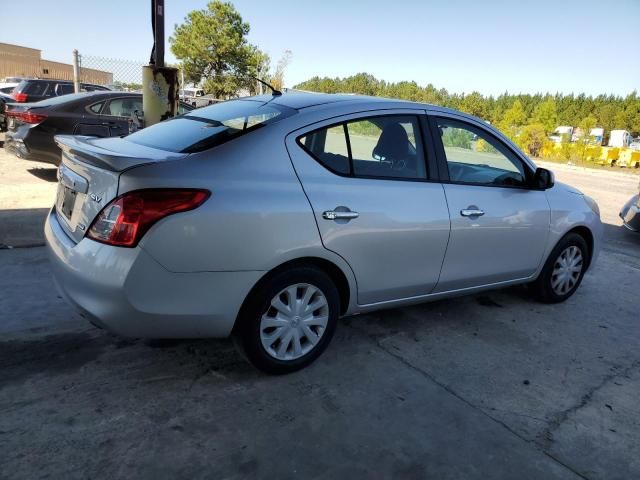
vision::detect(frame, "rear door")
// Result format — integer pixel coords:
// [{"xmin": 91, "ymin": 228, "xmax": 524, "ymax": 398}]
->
[
  {"xmin": 287, "ymin": 110, "xmax": 451, "ymax": 305},
  {"xmin": 429, "ymin": 113, "xmax": 550, "ymax": 292},
  {"xmin": 99, "ymin": 96, "xmax": 143, "ymax": 136},
  {"xmin": 73, "ymin": 99, "xmax": 110, "ymax": 137}
]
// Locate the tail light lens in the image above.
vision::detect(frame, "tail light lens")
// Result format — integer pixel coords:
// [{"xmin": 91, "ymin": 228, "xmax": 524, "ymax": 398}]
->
[
  {"xmin": 86, "ymin": 189, "xmax": 210, "ymax": 247},
  {"xmin": 7, "ymin": 110, "xmax": 48, "ymax": 124},
  {"xmin": 11, "ymin": 91, "xmax": 28, "ymax": 102}
]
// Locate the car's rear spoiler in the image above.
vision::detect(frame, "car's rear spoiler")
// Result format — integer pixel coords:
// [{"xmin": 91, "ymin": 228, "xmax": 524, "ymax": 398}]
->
[{"xmin": 54, "ymin": 135, "xmax": 186, "ymax": 172}]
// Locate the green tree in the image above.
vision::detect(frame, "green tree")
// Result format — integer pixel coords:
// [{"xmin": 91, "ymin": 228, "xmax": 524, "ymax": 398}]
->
[
  {"xmin": 294, "ymin": 73, "xmax": 637, "ymax": 136},
  {"xmin": 170, "ymin": 1, "xmax": 256, "ymax": 98},
  {"xmin": 575, "ymin": 115, "xmax": 597, "ymax": 165},
  {"xmin": 498, "ymin": 100, "xmax": 526, "ymax": 139},
  {"xmin": 531, "ymin": 98, "xmax": 558, "ymax": 134},
  {"xmin": 517, "ymin": 123, "xmax": 547, "ymax": 157},
  {"xmin": 459, "ymin": 91, "xmax": 488, "ymax": 119},
  {"xmin": 596, "ymin": 104, "xmax": 617, "ymax": 137}
]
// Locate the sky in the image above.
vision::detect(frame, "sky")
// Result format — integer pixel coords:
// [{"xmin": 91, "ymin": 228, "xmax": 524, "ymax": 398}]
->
[{"xmin": 1, "ymin": 0, "xmax": 638, "ymax": 96}]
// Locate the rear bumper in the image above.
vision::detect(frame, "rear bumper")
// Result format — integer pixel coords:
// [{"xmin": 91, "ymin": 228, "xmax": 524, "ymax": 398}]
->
[
  {"xmin": 620, "ymin": 194, "xmax": 640, "ymax": 232},
  {"xmin": 45, "ymin": 209, "xmax": 262, "ymax": 338},
  {"xmin": 4, "ymin": 132, "xmax": 60, "ymax": 165}
]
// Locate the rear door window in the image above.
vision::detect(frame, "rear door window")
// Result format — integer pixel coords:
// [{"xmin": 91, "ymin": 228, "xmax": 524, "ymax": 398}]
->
[
  {"xmin": 299, "ymin": 115, "xmax": 427, "ymax": 180},
  {"xmin": 103, "ymin": 98, "xmax": 143, "ymax": 117},
  {"xmin": 125, "ymin": 100, "xmax": 295, "ymax": 153}
]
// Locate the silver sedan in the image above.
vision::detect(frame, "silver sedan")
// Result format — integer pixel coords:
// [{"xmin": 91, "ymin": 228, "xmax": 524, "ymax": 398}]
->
[{"xmin": 45, "ymin": 93, "xmax": 603, "ymax": 373}]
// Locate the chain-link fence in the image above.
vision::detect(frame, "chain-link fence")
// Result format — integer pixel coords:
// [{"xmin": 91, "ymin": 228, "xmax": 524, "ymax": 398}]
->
[{"xmin": 78, "ymin": 54, "xmax": 146, "ymax": 90}]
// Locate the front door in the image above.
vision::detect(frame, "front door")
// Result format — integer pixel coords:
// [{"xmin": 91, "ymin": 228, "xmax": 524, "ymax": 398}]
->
[
  {"xmin": 429, "ymin": 115, "xmax": 550, "ymax": 292},
  {"xmin": 287, "ymin": 111, "xmax": 451, "ymax": 305}
]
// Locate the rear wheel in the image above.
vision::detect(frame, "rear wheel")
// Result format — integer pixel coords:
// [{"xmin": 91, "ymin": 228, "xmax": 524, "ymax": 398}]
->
[
  {"xmin": 235, "ymin": 266, "xmax": 339, "ymax": 374},
  {"xmin": 532, "ymin": 233, "xmax": 589, "ymax": 303}
]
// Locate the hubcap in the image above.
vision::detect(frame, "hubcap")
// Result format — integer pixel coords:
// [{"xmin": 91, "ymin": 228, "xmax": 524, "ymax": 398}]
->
[
  {"xmin": 551, "ymin": 245, "xmax": 584, "ymax": 296},
  {"xmin": 260, "ymin": 283, "xmax": 329, "ymax": 361}
]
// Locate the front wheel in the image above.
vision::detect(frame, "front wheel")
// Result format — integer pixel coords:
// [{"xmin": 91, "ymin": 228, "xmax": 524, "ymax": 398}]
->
[
  {"xmin": 532, "ymin": 233, "xmax": 589, "ymax": 303},
  {"xmin": 235, "ymin": 266, "xmax": 339, "ymax": 374}
]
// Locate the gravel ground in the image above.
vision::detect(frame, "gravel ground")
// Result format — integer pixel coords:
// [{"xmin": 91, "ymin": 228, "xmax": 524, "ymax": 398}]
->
[{"xmin": 1, "ymin": 136, "xmax": 640, "ymax": 479}]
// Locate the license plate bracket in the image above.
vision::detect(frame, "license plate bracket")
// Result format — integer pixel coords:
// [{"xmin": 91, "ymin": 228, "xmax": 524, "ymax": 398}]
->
[{"xmin": 57, "ymin": 185, "xmax": 77, "ymax": 220}]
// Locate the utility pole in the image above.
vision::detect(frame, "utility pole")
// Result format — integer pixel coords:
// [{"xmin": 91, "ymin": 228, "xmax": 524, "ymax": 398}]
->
[
  {"xmin": 142, "ymin": 0, "xmax": 179, "ymax": 127},
  {"xmin": 72, "ymin": 50, "xmax": 80, "ymax": 93}
]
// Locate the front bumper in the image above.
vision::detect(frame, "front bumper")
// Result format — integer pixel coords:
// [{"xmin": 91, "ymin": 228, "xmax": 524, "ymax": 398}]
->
[
  {"xmin": 620, "ymin": 194, "xmax": 640, "ymax": 232},
  {"xmin": 45, "ymin": 209, "xmax": 262, "ymax": 338}
]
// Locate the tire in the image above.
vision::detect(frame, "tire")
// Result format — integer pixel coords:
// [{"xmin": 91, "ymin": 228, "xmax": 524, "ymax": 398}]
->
[
  {"xmin": 532, "ymin": 233, "xmax": 589, "ymax": 304},
  {"xmin": 234, "ymin": 266, "xmax": 340, "ymax": 374}
]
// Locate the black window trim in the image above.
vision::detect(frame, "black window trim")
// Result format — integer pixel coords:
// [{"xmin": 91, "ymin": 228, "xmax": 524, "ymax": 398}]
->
[
  {"xmin": 296, "ymin": 112, "xmax": 438, "ymax": 183},
  {"xmin": 86, "ymin": 101, "xmax": 105, "ymax": 115},
  {"xmin": 427, "ymin": 113, "xmax": 539, "ymax": 190}
]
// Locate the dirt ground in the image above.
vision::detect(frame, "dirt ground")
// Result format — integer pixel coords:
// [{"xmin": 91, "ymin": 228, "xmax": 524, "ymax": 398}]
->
[{"xmin": 1, "ymin": 135, "xmax": 640, "ymax": 479}]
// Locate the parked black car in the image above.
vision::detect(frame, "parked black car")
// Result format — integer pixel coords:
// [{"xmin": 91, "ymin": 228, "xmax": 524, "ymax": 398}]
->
[
  {"xmin": 4, "ymin": 91, "xmax": 194, "ymax": 165},
  {"xmin": 10, "ymin": 79, "xmax": 110, "ymax": 103},
  {"xmin": 0, "ymin": 92, "xmax": 10, "ymax": 132}
]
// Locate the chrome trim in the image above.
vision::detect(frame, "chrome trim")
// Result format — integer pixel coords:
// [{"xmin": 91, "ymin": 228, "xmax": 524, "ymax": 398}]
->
[
  {"xmin": 58, "ymin": 163, "xmax": 88, "ymax": 194},
  {"xmin": 460, "ymin": 209, "xmax": 485, "ymax": 217},
  {"xmin": 322, "ymin": 210, "xmax": 359, "ymax": 220}
]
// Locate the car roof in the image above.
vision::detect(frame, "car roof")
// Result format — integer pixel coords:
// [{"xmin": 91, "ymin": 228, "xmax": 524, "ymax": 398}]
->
[
  {"xmin": 244, "ymin": 91, "xmax": 398, "ymax": 110},
  {"xmin": 242, "ymin": 91, "xmax": 481, "ymax": 119},
  {"xmin": 19, "ymin": 79, "xmax": 104, "ymax": 87}
]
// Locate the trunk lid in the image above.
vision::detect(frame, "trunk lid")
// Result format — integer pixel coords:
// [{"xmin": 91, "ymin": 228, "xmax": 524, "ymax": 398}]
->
[{"xmin": 53, "ymin": 135, "xmax": 187, "ymax": 243}]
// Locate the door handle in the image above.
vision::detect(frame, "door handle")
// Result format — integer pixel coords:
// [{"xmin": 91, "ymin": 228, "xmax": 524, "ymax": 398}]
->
[
  {"xmin": 460, "ymin": 208, "xmax": 485, "ymax": 217},
  {"xmin": 322, "ymin": 210, "xmax": 359, "ymax": 220}
]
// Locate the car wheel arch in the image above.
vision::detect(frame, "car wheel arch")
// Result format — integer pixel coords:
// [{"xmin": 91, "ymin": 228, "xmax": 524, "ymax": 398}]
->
[
  {"xmin": 233, "ymin": 257, "xmax": 353, "ymax": 334},
  {"xmin": 549, "ymin": 225, "xmax": 594, "ymax": 270},
  {"xmin": 566, "ymin": 225, "xmax": 594, "ymax": 267}
]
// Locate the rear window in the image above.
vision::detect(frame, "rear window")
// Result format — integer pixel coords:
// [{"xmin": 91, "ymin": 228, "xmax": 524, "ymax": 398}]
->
[
  {"xmin": 20, "ymin": 81, "xmax": 48, "ymax": 96},
  {"xmin": 125, "ymin": 100, "xmax": 295, "ymax": 153}
]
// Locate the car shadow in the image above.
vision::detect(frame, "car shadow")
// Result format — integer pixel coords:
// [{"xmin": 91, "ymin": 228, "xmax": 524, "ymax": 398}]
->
[
  {"xmin": 0, "ymin": 208, "xmax": 50, "ymax": 248},
  {"xmin": 27, "ymin": 167, "xmax": 58, "ymax": 182}
]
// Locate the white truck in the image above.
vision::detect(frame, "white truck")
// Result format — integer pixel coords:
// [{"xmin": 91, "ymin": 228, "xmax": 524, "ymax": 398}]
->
[
  {"xmin": 179, "ymin": 88, "xmax": 220, "ymax": 108},
  {"xmin": 608, "ymin": 130, "xmax": 632, "ymax": 148},
  {"xmin": 549, "ymin": 126, "xmax": 574, "ymax": 143}
]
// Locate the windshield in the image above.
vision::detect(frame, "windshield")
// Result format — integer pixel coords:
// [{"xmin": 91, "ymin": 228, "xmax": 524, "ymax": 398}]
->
[{"xmin": 125, "ymin": 99, "xmax": 295, "ymax": 153}]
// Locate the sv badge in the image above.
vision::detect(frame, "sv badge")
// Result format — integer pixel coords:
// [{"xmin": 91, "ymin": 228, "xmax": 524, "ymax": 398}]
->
[{"xmin": 89, "ymin": 193, "xmax": 103, "ymax": 203}]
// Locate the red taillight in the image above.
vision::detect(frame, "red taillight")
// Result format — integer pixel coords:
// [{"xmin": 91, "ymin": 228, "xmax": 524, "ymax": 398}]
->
[
  {"xmin": 11, "ymin": 91, "xmax": 28, "ymax": 102},
  {"xmin": 7, "ymin": 110, "xmax": 48, "ymax": 124},
  {"xmin": 86, "ymin": 189, "xmax": 210, "ymax": 247}
]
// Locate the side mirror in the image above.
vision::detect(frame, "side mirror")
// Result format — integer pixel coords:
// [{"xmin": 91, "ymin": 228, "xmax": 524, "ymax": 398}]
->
[{"xmin": 533, "ymin": 167, "xmax": 554, "ymax": 190}]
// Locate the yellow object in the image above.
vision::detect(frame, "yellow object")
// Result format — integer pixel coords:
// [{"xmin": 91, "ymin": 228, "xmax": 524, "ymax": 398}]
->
[
  {"xmin": 617, "ymin": 149, "xmax": 640, "ymax": 168},
  {"xmin": 598, "ymin": 147, "xmax": 619, "ymax": 166},
  {"xmin": 142, "ymin": 65, "xmax": 179, "ymax": 127}
]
